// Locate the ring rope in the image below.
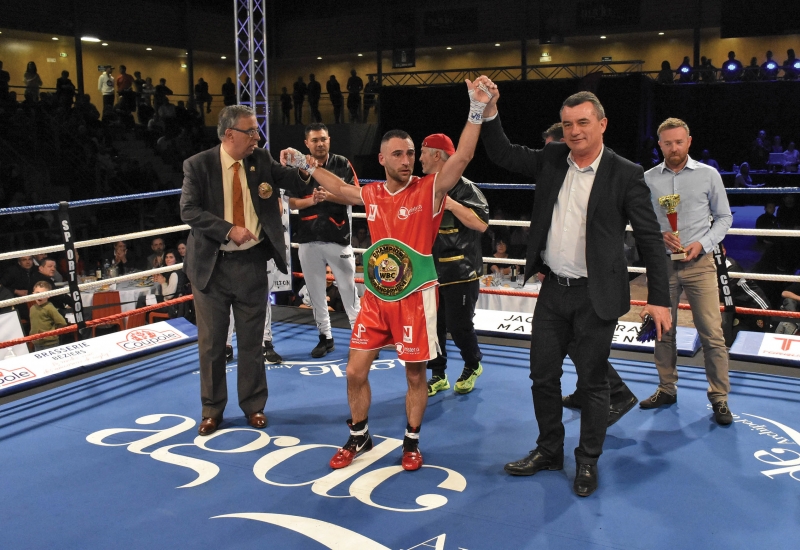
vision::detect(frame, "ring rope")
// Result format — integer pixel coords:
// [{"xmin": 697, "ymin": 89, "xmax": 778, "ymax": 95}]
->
[
  {"xmin": 0, "ymin": 225, "xmax": 191, "ymax": 263},
  {"xmin": 0, "ymin": 295, "xmax": 194, "ymax": 350},
  {"xmin": 0, "ymin": 264, "xmax": 186, "ymax": 310},
  {"xmin": 0, "ymin": 189, "xmax": 183, "ymax": 216}
]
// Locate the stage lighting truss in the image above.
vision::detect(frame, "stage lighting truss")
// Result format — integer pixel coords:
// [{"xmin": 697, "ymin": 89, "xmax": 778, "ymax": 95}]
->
[{"xmin": 235, "ymin": 0, "xmax": 270, "ymax": 149}]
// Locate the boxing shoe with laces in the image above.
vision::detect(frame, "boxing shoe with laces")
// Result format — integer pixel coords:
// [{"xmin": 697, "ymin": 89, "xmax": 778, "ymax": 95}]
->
[{"xmin": 329, "ymin": 419, "xmax": 372, "ymax": 469}]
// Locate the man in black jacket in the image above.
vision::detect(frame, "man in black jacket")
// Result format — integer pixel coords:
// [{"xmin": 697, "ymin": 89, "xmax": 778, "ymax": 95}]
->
[
  {"xmin": 420, "ymin": 133, "xmax": 489, "ymax": 396},
  {"xmin": 478, "ymin": 79, "xmax": 671, "ymax": 497},
  {"xmin": 180, "ymin": 105, "xmax": 308, "ymax": 437}
]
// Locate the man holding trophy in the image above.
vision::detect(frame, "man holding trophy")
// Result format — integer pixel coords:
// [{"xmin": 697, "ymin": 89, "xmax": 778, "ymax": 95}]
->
[{"xmin": 642, "ymin": 118, "xmax": 734, "ymax": 425}]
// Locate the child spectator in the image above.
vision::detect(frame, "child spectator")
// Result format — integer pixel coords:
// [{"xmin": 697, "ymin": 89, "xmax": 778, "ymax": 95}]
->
[{"xmin": 29, "ymin": 280, "xmax": 67, "ymax": 351}]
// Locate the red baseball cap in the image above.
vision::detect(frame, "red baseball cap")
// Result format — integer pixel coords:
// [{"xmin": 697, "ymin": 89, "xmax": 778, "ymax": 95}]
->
[{"xmin": 422, "ymin": 133, "xmax": 455, "ymax": 156}]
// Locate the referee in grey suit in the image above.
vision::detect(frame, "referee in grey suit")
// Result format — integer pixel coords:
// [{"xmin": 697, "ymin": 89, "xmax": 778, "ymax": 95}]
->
[{"xmin": 181, "ymin": 105, "xmax": 308, "ymax": 436}]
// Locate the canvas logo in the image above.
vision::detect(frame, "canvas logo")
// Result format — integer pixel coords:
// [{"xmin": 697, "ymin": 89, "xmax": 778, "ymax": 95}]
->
[
  {"xmin": 397, "ymin": 205, "xmax": 422, "ymax": 220},
  {"xmin": 86, "ymin": 413, "xmax": 465, "ymax": 512},
  {"xmin": 117, "ymin": 328, "xmax": 180, "ymax": 352},
  {"xmin": 0, "ymin": 365, "xmax": 36, "ymax": 387},
  {"xmin": 722, "ymin": 408, "xmax": 800, "ymax": 482},
  {"xmin": 367, "ymin": 204, "xmax": 379, "ymax": 221},
  {"xmin": 403, "ymin": 325, "xmax": 413, "ymax": 344}
]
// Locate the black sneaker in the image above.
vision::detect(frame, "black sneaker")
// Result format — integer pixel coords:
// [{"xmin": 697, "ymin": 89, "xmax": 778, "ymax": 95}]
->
[
  {"xmin": 225, "ymin": 345, "xmax": 234, "ymax": 363},
  {"xmin": 311, "ymin": 335, "xmax": 335, "ymax": 358},
  {"xmin": 712, "ymin": 400, "xmax": 733, "ymax": 425},
  {"xmin": 263, "ymin": 341, "xmax": 282, "ymax": 364}
]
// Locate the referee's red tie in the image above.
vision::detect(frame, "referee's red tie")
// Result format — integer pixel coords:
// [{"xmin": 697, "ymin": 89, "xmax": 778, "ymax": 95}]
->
[{"xmin": 232, "ymin": 162, "xmax": 246, "ymax": 229}]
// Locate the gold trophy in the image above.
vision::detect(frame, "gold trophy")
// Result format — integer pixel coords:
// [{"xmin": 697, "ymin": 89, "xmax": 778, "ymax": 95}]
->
[{"xmin": 658, "ymin": 194, "xmax": 686, "ymax": 260}]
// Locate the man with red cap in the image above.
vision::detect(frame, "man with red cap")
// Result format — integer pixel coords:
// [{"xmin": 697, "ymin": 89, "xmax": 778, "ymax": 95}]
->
[
  {"xmin": 282, "ymin": 79, "xmax": 495, "ymax": 472},
  {"xmin": 420, "ymin": 133, "xmax": 489, "ymax": 396}
]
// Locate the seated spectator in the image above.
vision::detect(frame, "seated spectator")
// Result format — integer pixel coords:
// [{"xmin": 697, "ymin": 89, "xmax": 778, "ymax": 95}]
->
[
  {"xmin": 755, "ymin": 202, "xmax": 779, "ymax": 246},
  {"xmin": 2, "ymin": 255, "xmax": 35, "ymax": 298},
  {"xmin": 486, "ymin": 236, "xmax": 514, "ymax": 278},
  {"xmin": 29, "ymin": 280, "xmax": 67, "ymax": 351},
  {"xmin": 721, "ymin": 51, "xmax": 744, "ymax": 81},
  {"xmin": 297, "ymin": 265, "xmax": 344, "ymax": 312},
  {"xmin": 775, "ymin": 282, "xmax": 800, "ymax": 335},
  {"xmin": 751, "ymin": 129, "xmax": 770, "ymax": 169},
  {"xmin": 735, "ymin": 162, "xmax": 764, "ymax": 188},
  {"xmin": 29, "ymin": 257, "xmax": 69, "ymax": 309},
  {"xmin": 542, "ymin": 122, "xmax": 564, "ymax": 144},
  {"xmin": 777, "ymin": 194, "xmax": 800, "ymax": 229},
  {"xmin": 57, "ymin": 249, "xmax": 86, "ymax": 280},
  {"xmin": 657, "ymin": 61, "xmax": 674, "ymax": 84},
  {"xmin": 742, "ymin": 57, "xmax": 760, "ymax": 82},
  {"xmin": 145, "ymin": 237, "xmax": 166, "ymax": 269},
  {"xmin": 720, "ymin": 245, "xmax": 772, "ymax": 345},
  {"xmin": 153, "ymin": 250, "xmax": 186, "ymax": 300},
  {"xmin": 771, "ymin": 135, "xmax": 783, "ymax": 154},
  {"xmin": 677, "ymin": 56, "xmax": 693, "ymax": 83},
  {"xmin": 351, "ymin": 225, "xmax": 371, "ymax": 270},
  {"xmin": 698, "ymin": 56, "xmax": 716, "ymax": 83},
  {"xmin": 111, "ymin": 241, "xmax": 134, "ymax": 274},
  {"xmin": 761, "ymin": 51, "xmax": 780, "ymax": 80},
  {"xmin": 784, "ymin": 142, "xmax": 799, "ymax": 172},
  {"xmin": 699, "ymin": 149, "xmax": 721, "ymax": 172}
]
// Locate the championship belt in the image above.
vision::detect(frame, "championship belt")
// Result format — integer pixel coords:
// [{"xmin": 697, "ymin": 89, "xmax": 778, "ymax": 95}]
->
[{"xmin": 363, "ymin": 238, "xmax": 438, "ymax": 301}]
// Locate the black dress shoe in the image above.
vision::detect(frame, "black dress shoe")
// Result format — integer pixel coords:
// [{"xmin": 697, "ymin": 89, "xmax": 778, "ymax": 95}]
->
[
  {"xmin": 639, "ymin": 389, "xmax": 677, "ymax": 409},
  {"xmin": 504, "ymin": 448, "xmax": 564, "ymax": 476},
  {"xmin": 198, "ymin": 416, "xmax": 222, "ymax": 436},
  {"xmin": 573, "ymin": 463, "xmax": 598, "ymax": 497},
  {"xmin": 608, "ymin": 393, "xmax": 638, "ymax": 427},
  {"xmin": 562, "ymin": 393, "xmax": 582, "ymax": 410}
]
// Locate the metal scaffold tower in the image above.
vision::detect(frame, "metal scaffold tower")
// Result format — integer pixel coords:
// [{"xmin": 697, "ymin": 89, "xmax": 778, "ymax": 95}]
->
[{"xmin": 234, "ymin": 0, "xmax": 270, "ymax": 149}]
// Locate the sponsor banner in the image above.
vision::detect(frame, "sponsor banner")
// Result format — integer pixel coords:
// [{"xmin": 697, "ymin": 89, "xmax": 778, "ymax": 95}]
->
[
  {"xmin": 730, "ymin": 331, "xmax": 800, "ymax": 367},
  {"xmin": 0, "ymin": 318, "xmax": 197, "ymax": 397},
  {"xmin": 269, "ymin": 193, "xmax": 292, "ymax": 293},
  {"xmin": 472, "ymin": 309, "xmax": 700, "ymax": 356},
  {"xmin": 0, "ymin": 311, "xmax": 29, "ymax": 360}
]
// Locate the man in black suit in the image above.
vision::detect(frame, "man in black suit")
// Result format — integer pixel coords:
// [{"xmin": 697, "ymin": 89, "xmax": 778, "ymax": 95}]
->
[
  {"xmin": 478, "ymin": 81, "xmax": 672, "ymax": 497},
  {"xmin": 180, "ymin": 105, "xmax": 308, "ymax": 436}
]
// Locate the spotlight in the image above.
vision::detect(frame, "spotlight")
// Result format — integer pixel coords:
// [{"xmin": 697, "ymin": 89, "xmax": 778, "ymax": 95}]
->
[
  {"xmin": 446, "ymin": 46, "xmax": 452, "ymax": 50},
  {"xmin": 52, "ymin": 37, "xmax": 59, "ymax": 41},
  {"xmin": 146, "ymin": 47, "xmax": 152, "ymax": 51},
  {"xmin": 658, "ymin": 32, "xmax": 665, "ymax": 36},
  {"xmin": 794, "ymin": 61, "xmax": 800, "ymax": 70},
  {"xmin": 81, "ymin": 36, "xmax": 101, "ymax": 42},
  {"xmin": 495, "ymin": 43, "xmax": 501, "ymax": 47},
  {"xmin": 680, "ymin": 67, "xmax": 690, "ymax": 74},
  {"xmin": 600, "ymin": 36, "xmax": 606, "ymax": 39},
  {"xmin": 727, "ymin": 63, "xmax": 737, "ymax": 71},
  {"xmin": 221, "ymin": 56, "xmax": 226, "ymax": 59},
  {"xmin": 357, "ymin": 53, "xmax": 363, "ymax": 57},
  {"xmin": 767, "ymin": 62, "xmax": 776, "ymax": 70},
  {"xmin": 101, "ymin": 43, "xmax": 108, "ymax": 46},
  {"xmin": 317, "ymin": 56, "xmax": 322, "ymax": 60}
]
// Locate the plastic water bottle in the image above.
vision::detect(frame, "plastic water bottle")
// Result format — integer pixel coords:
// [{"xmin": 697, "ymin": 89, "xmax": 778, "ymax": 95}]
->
[{"xmin": 103, "ymin": 258, "xmax": 111, "ymax": 278}]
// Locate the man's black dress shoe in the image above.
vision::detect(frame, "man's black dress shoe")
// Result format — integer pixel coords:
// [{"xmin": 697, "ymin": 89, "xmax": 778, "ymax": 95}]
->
[
  {"xmin": 573, "ymin": 463, "xmax": 598, "ymax": 497},
  {"xmin": 198, "ymin": 416, "xmax": 221, "ymax": 436},
  {"xmin": 562, "ymin": 393, "xmax": 582, "ymax": 410},
  {"xmin": 504, "ymin": 448, "xmax": 564, "ymax": 476},
  {"xmin": 608, "ymin": 394, "xmax": 638, "ymax": 427}
]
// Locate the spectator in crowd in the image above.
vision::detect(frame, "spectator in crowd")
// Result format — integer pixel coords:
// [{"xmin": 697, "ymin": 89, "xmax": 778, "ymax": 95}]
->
[
  {"xmin": 699, "ymin": 149, "xmax": 721, "ymax": 172},
  {"xmin": 116, "ymin": 65, "xmax": 135, "ymax": 113},
  {"xmin": 0, "ymin": 281, "xmax": 15, "ymax": 315},
  {"xmin": 0, "ymin": 60, "xmax": 10, "ymax": 100},
  {"xmin": 784, "ymin": 142, "xmax": 800, "ymax": 172},
  {"xmin": 487, "ymin": 236, "xmax": 514, "ymax": 278},
  {"xmin": 777, "ymin": 194, "xmax": 800, "ymax": 229},
  {"xmin": 23, "ymin": 61, "xmax": 42, "ymax": 104},
  {"xmin": 735, "ymin": 162, "xmax": 763, "ymax": 188},
  {"xmin": 298, "ymin": 265, "xmax": 345, "ymax": 312},
  {"xmin": 751, "ymin": 130, "xmax": 770, "ymax": 169},
  {"xmin": 57, "ymin": 249, "xmax": 85, "ymax": 281},
  {"xmin": 133, "ymin": 71, "xmax": 145, "ymax": 100},
  {"xmin": 176, "ymin": 240, "xmax": 187, "ymax": 263},
  {"xmin": 761, "ymin": 51, "xmax": 780, "ymax": 80},
  {"xmin": 307, "ymin": 73, "xmax": 321, "ymax": 123},
  {"xmin": 775, "ymin": 283, "xmax": 800, "ymax": 335},
  {"xmin": 141, "ymin": 76, "xmax": 155, "ymax": 106},
  {"xmin": 222, "ymin": 77, "xmax": 236, "ymax": 106},
  {"xmin": 677, "ymin": 56, "xmax": 693, "ymax": 83},
  {"xmin": 98, "ymin": 66, "xmax": 115, "ymax": 113},
  {"xmin": 29, "ymin": 258, "xmax": 69, "ymax": 309},
  {"xmin": 326, "ymin": 74, "xmax": 343, "ymax": 124},
  {"xmin": 29, "ymin": 280, "xmax": 67, "ymax": 351},
  {"xmin": 280, "ymin": 87, "xmax": 292, "ymax": 125},
  {"xmin": 721, "ymin": 51, "xmax": 743, "ymax": 81},
  {"xmin": 542, "ymin": 122, "xmax": 564, "ymax": 143},
  {"xmin": 771, "ymin": 135, "xmax": 783, "ymax": 153},
  {"xmin": 145, "ymin": 237, "xmax": 166, "ymax": 269},
  {"xmin": 194, "ymin": 78, "xmax": 212, "ymax": 114},
  {"xmin": 698, "ymin": 56, "xmax": 717, "ymax": 83},
  {"xmin": 755, "ymin": 202, "xmax": 779, "ymax": 245},
  {"xmin": 351, "ymin": 224, "xmax": 370, "ymax": 269},
  {"xmin": 346, "ymin": 69, "xmax": 363, "ymax": 123},
  {"xmin": 55, "ymin": 70, "xmax": 76, "ymax": 109},
  {"xmin": 111, "ymin": 241, "xmax": 134, "ymax": 274},
  {"xmin": 154, "ymin": 78, "xmax": 173, "ymax": 111},
  {"xmin": 363, "ymin": 75, "xmax": 379, "ymax": 121},
  {"xmin": 783, "ymin": 49, "xmax": 799, "ymax": 80},
  {"xmin": 720, "ymin": 245, "xmax": 772, "ymax": 345},
  {"xmin": 2, "ymin": 256, "xmax": 35, "ymax": 298},
  {"xmin": 34, "ymin": 253, "xmax": 62, "ymax": 283},
  {"xmin": 657, "ymin": 60, "xmax": 674, "ymax": 84},
  {"xmin": 153, "ymin": 250, "xmax": 186, "ymax": 300},
  {"xmin": 292, "ymin": 75, "xmax": 307, "ymax": 125},
  {"xmin": 742, "ymin": 57, "xmax": 760, "ymax": 81}
]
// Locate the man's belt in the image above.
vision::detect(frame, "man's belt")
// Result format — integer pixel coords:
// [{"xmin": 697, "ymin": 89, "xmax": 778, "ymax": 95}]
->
[{"xmin": 363, "ymin": 238, "xmax": 437, "ymax": 301}]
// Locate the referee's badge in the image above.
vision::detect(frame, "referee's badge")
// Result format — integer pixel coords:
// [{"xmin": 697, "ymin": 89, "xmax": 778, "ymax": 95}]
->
[{"xmin": 258, "ymin": 182, "xmax": 273, "ymax": 199}]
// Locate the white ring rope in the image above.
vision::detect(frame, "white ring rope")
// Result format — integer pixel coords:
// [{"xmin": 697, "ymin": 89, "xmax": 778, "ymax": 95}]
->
[
  {"xmin": 0, "ymin": 264, "xmax": 185, "ymax": 310},
  {"xmin": 0, "ymin": 224, "xmax": 190, "ymax": 263}
]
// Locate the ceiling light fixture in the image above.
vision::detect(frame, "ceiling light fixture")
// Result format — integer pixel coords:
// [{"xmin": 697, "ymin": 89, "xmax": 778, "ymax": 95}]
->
[
  {"xmin": 80, "ymin": 36, "xmax": 101, "ymax": 42},
  {"xmin": 495, "ymin": 43, "xmax": 500, "ymax": 47},
  {"xmin": 658, "ymin": 32, "xmax": 665, "ymax": 36},
  {"xmin": 101, "ymin": 43, "xmax": 108, "ymax": 46},
  {"xmin": 146, "ymin": 47, "xmax": 152, "ymax": 51},
  {"xmin": 221, "ymin": 56, "xmax": 226, "ymax": 59},
  {"xmin": 600, "ymin": 36, "xmax": 607, "ymax": 39},
  {"xmin": 446, "ymin": 46, "xmax": 452, "ymax": 50},
  {"xmin": 52, "ymin": 37, "xmax": 59, "ymax": 41}
]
